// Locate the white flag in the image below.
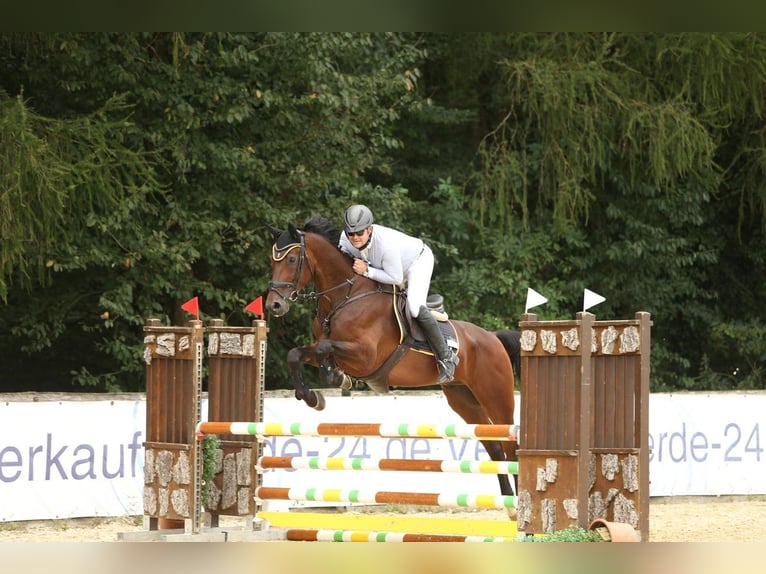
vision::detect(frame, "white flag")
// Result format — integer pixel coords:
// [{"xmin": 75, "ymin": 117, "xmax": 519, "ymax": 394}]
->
[
  {"xmin": 524, "ymin": 288, "xmax": 548, "ymax": 313},
  {"xmin": 583, "ymin": 288, "xmax": 606, "ymax": 312}
]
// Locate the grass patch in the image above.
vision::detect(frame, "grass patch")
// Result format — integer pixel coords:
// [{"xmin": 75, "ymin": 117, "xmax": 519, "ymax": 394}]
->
[{"xmin": 520, "ymin": 525, "xmax": 604, "ymax": 542}]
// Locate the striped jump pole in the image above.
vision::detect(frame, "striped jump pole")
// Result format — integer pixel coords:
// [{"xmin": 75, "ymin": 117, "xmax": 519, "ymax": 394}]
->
[
  {"xmin": 255, "ymin": 486, "xmax": 516, "ymax": 510},
  {"xmin": 257, "ymin": 456, "xmax": 519, "ymax": 475},
  {"xmin": 197, "ymin": 421, "xmax": 518, "ymax": 441},
  {"xmin": 285, "ymin": 529, "xmax": 511, "ymax": 543}
]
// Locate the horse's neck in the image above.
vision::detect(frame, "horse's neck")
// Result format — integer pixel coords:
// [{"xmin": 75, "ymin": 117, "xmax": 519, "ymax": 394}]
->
[
  {"xmin": 307, "ymin": 242, "xmax": 355, "ymax": 296},
  {"xmin": 306, "ymin": 236, "xmax": 400, "ymax": 355}
]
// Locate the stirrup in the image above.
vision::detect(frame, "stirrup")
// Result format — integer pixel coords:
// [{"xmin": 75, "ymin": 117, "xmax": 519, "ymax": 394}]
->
[
  {"xmin": 436, "ymin": 352, "xmax": 459, "ymax": 384},
  {"xmin": 340, "ymin": 373, "xmax": 353, "ymax": 390}
]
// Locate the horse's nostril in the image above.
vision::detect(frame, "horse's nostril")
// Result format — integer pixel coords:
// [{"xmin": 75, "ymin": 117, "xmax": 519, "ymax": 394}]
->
[{"xmin": 269, "ymin": 299, "xmax": 288, "ymax": 317}]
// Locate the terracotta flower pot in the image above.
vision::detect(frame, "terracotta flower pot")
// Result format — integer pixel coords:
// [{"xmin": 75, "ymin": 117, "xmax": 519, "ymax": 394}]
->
[{"xmin": 588, "ymin": 519, "xmax": 639, "ymax": 542}]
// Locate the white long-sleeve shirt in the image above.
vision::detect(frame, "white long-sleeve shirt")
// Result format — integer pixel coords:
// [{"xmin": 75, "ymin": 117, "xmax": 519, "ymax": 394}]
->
[{"xmin": 338, "ymin": 224, "xmax": 433, "ymax": 315}]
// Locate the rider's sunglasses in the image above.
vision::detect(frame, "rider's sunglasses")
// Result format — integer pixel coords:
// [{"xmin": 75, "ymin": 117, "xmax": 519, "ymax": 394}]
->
[{"xmin": 346, "ymin": 228, "xmax": 368, "ymax": 237}]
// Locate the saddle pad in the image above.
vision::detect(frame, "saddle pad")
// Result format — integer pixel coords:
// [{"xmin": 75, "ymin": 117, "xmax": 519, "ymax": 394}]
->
[{"xmin": 410, "ymin": 321, "xmax": 459, "ymax": 354}]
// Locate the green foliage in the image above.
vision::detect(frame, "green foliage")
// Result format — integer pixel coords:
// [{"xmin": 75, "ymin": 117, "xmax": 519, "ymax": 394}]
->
[
  {"xmin": 697, "ymin": 321, "xmax": 766, "ymax": 390},
  {"xmin": 0, "ymin": 89, "xmax": 157, "ymax": 302},
  {"xmin": 201, "ymin": 434, "xmax": 221, "ymax": 510},
  {"xmin": 520, "ymin": 525, "xmax": 604, "ymax": 542},
  {"xmin": 475, "ymin": 33, "xmax": 724, "ymax": 230},
  {"xmin": 392, "ymin": 33, "xmax": 766, "ymax": 392},
  {"xmin": 0, "ymin": 32, "xmax": 427, "ymax": 391},
  {"xmin": 0, "ymin": 33, "xmax": 764, "ymax": 394}
]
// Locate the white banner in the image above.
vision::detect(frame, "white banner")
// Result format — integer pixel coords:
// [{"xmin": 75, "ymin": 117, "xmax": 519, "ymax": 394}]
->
[
  {"xmin": 648, "ymin": 392, "xmax": 764, "ymax": 495},
  {"xmin": 1, "ymin": 391, "xmax": 765, "ymax": 521},
  {"xmin": 0, "ymin": 399, "xmax": 145, "ymax": 521}
]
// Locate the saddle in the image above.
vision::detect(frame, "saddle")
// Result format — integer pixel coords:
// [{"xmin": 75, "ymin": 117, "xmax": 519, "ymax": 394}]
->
[
  {"xmin": 359, "ymin": 288, "xmax": 459, "ymax": 393},
  {"xmin": 395, "ymin": 291, "xmax": 458, "ymax": 353}
]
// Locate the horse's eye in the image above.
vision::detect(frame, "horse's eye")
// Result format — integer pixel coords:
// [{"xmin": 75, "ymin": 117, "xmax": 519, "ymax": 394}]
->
[{"xmin": 288, "ymin": 255, "xmax": 297, "ymax": 264}]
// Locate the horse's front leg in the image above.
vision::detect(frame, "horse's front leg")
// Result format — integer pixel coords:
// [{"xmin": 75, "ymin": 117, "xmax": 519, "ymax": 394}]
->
[
  {"xmin": 286, "ymin": 343, "xmax": 325, "ymax": 411},
  {"xmin": 287, "ymin": 339, "xmax": 340, "ymax": 411}
]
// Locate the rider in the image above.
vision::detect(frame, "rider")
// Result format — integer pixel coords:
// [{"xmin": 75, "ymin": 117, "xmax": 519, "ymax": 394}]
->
[{"xmin": 338, "ymin": 204, "xmax": 459, "ymax": 384}]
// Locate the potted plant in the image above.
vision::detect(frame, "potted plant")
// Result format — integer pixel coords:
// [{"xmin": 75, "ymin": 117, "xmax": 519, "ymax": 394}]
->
[{"xmin": 588, "ymin": 519, "xmax": 639, "ymax": 542}]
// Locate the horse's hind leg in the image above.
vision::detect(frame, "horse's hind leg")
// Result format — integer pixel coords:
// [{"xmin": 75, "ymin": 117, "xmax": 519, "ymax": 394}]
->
[
  {"xmin": 318, "ymin": 356, "xmax": 352, "ymax": 390},
  {"xmin": 441, "ymin": 385, "xmax": 517, "ymax": 497}
]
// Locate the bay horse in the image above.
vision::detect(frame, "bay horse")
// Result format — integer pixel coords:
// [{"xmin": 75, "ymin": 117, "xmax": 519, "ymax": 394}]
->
[{"xmin": 265, "ymin": 216, "xmax": 519, "ymax": 501}]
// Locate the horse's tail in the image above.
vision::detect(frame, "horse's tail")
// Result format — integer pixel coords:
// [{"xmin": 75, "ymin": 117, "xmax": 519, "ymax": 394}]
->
[{"xmin": 494, "ymin": 330, "xmax": 521, "ymax": 381}]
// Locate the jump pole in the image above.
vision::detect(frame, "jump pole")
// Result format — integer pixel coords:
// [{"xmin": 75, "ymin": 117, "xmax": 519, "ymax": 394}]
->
[
  {"xmin": 255, "ymin": 486, "xmax": 516, "ymax": 510},
  {"xmin": 196, "ymin": 419, "xmax": 520, "ymax": 540},
  {"xmin": 197, "ymin": 421, "xmax": 518, "ymax": 441},
  {"xmin": 200, "ymin": 421, "xmax": 520, "ymax": 540},
  {"xmin": 284, "ymin": 529, "xmax": 512, "ymax": 542},
  {"xmin": 258, "ymin": 510, "xmax": 518, "ymax": 538},
  {"xmin": 257, "ymin": 456, "xmax": 519, "ymax": 475}
]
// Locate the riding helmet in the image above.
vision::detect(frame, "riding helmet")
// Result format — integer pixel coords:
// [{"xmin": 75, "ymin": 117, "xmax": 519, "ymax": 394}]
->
[{"xmin": 343, "ymin": 204, "xmax": 374, "ymax": 233}]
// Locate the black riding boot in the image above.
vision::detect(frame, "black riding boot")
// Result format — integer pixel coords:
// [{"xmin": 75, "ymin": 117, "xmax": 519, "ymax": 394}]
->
[{"xmin": 415, "ymin": 305, "xmax": 459, "ymax": 384}]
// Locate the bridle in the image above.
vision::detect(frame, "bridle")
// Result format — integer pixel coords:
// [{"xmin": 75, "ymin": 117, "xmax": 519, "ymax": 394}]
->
[
  {"xmin": 269, "ymin": 233, "xmax": 312, "ymax": 302},
  {"xmin": 268, "ymin": 232, "xmax": 356, "ymax": 304},
  {"xmin": 268, "ymin": 231, "xmax": 393, "ymax": 334}
]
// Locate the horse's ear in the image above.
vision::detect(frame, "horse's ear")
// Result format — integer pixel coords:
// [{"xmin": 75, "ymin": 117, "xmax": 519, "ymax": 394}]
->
[
  {"xmin": 288, "ymin": 222, "xmax": 303, "ymax": 240},
  {"xmin": 266, "ymin": 224, "xmax": 283, "ymax": 239}
]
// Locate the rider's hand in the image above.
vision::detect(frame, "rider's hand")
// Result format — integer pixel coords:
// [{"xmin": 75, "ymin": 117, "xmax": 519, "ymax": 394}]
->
[{"xmin": 353, "ymin": 258, "xmax": 368, "ymax": 276}]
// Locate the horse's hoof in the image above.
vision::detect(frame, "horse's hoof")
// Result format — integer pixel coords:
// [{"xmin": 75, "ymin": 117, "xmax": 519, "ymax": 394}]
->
[
  {"xmin": 313, "ymin": 391, "xmax": 326, "ymax": 411},
  {"xmin": 506, "ymin": 507, "xmax": 518, "ymax": 521}
]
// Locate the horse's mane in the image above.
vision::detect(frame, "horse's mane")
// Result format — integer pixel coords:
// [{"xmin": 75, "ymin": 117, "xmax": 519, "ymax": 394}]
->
[{"xmin": 303, "ymin": 215, "xmax": 341, "ymax": 246}]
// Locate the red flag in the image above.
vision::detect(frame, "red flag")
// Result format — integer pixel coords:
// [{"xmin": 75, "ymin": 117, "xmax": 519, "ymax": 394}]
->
[
  {"xmin": 181, "ymin": 296, "xmax": 200, "ymax": 319},
  {"xmin": 245, "ymin": 296, "xmax": 263, "ymax": 317}
]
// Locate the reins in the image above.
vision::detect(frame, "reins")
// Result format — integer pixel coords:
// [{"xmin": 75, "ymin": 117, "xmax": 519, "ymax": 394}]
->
[{"xmin": 318, "ymin": 282, "xmax": 392, "ymax": 335}]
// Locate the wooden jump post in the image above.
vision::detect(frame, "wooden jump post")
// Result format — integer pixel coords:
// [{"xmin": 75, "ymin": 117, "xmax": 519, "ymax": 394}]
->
[
  {"xmin": 142, "ymin": 317, "xmax": 268, "ymax": 534},
  {"xmin": 516, "ymin": 311, "xmax": 651, "ymax": 541}
]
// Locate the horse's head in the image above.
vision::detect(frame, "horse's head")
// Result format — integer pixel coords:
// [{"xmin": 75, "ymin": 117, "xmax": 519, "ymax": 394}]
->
[{"xmin": 265, "ymin": 222, "xmax": 313, "ymax": 317}]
